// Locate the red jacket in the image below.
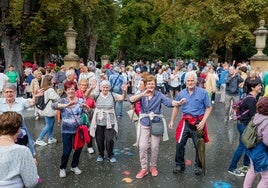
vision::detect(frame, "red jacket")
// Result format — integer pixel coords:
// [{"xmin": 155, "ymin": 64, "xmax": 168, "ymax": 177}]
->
[
  {"xmin": 76, "ymin": 90, "xmax": 95, "ymax": 108},
  {"xmin": 73, "ymin": 125, "xmax": 90, "ymax": 150},
  {"xmin": 175, "ymin": 114, "xmax": 209, "ymax": 143}
]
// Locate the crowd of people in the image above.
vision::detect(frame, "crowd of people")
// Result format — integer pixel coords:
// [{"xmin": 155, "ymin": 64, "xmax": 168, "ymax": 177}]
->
[{"xmin": 0, "ymin": 58, "xmax": 268, "ymax": 187}]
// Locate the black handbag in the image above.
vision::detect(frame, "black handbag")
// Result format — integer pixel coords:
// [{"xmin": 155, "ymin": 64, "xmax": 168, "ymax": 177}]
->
[
  {"xmin": 145, "ymin": 97, "xmax": 164, "ymax": 136},
  {"xmin": 150, "ymin": 120, "xmax": 164, "ymax": 136}
]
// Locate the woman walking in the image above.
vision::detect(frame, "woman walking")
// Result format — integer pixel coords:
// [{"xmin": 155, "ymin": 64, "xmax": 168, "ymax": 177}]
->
[
  {"xmin": 243, "ymin": 97, "xmax": 268, "ymax": 188},
  {"xmin": 35, "ymin": 75, "xmax": 61, "ymax": 146}
]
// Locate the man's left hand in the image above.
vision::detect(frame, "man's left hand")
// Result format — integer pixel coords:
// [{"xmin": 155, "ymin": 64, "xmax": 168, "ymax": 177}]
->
[{"xmin": 196, "ymin": 121, "xmax": 205, "ymax": 130}]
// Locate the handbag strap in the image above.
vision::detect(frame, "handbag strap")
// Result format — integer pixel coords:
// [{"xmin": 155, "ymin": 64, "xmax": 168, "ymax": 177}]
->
[
  {"xmin": 70, "ymin": 107, "xmax": 80, "ymax": 127},
  {"xmin": 111, "ymin": 73, "xmax": 121, "ymax": 91},
  {"xmin": 131, "ymin": 109, "xmax": 135, "ymax": 121}
]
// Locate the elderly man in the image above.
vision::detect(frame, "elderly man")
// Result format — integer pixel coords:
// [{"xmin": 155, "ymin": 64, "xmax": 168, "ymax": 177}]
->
[
  {"xmin": 0, "ymin": 83, "xmax": 43, "ymax": 155},
  {"xmin": 169, "ymin": 71, "xmax": 212, "ymax": 175}
]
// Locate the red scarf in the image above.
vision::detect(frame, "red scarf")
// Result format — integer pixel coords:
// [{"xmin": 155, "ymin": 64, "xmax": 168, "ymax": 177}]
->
[{"xmin": 175, "ymin": 114, "xmax": 209, "ymax": 143}]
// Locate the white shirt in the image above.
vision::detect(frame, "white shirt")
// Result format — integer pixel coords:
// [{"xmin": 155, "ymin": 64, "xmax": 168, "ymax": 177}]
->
[{"xmin": 0, "ymin": 73, "xmax": 8, "ymax": 92}]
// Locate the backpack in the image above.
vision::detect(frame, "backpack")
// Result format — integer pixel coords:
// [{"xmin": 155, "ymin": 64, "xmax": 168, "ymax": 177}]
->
[
  {"xmin": 241, "ymin": 119, "xmax": 262, "ymax": 149},
  {"xmin": 36, "ymin": 95, "xmax": 50, "ymax": 110},
  {"xmin": 232, "ymin": 95, "xmax": 254, "ymax": 120}
]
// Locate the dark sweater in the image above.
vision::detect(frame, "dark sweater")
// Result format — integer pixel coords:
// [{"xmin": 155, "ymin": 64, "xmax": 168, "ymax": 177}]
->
[{"xmin": 239, "ymin": 94, "xmax": 257, "ymax": 125}]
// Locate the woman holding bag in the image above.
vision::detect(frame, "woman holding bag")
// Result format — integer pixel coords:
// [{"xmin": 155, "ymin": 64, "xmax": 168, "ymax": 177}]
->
[
  {"xmin": 52, "ymin": 81, "xmax": 92, "ymax": 178},
  {"xmin": 76, "ymin": 78, "xmax": 96, "ymax": 154},
  {"xmin": 129, "ymin": 75, "xmax": 184, "ymax": 179}
]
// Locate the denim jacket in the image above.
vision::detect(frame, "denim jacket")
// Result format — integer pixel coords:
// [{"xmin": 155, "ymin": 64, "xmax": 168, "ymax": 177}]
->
[
  {"xmin": 246, "ymin": 142, "xmax": 268, "ymax": 173},
  {"xmin": 245, "ymin": 113, "xmax": 268, "ymax": 173}
]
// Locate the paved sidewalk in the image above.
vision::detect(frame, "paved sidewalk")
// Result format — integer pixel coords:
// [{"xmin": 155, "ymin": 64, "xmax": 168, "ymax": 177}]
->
[{"xmin": 24, "ymin": 101, "xmax": 255, "ymax": 188}]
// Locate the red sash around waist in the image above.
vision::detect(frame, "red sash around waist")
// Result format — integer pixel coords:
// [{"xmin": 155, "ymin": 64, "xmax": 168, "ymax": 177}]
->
[{"xmin": 175, "ymin": 114, "xmax": 209, "ymax": 143}]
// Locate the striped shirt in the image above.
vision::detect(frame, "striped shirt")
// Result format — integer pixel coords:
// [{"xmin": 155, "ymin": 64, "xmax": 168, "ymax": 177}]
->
[{"xmin": 94, "ymin": 92, "xmax": 119, "ymax": 126}]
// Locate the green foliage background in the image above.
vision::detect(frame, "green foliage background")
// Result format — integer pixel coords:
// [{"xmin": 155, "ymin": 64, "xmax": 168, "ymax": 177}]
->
[{"xmin": 1, "ymin": 0, "xmax": 268, "ymax": 65}]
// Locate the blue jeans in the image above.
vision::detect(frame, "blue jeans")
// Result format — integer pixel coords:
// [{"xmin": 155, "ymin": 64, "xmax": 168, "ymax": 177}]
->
[
  {"xmin": 228, "ymin": 122, "xmax": 250, "ymax": 171},
  {"xmin": 238, "ymin": 88, "xmax": 245, "ymax": 99},
  {"xmin": 38, "ymin": 116, "xmax": 55, "ymax": 140},
  {"xmin": 115, "ymin": 101, "xmax": 123, "ymax": 116},
  {"xmin": 60, "ymin": 133, "xmax": 82, "ymax": 169}
]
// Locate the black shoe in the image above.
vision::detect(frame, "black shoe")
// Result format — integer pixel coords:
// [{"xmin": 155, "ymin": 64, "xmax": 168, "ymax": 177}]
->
[
  {"xmin": 173, "ymin": 166, "xmax": 185, "ymax": 174},
  {"xmin": 194, "ymin": 167, "xmax": 203, "ymax": 175}
]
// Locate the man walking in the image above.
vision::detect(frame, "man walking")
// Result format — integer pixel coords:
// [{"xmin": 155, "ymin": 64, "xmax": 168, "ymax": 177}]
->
[{"xmin": 224, "ymin": 66, "xmax": 243, "ymax": 123}]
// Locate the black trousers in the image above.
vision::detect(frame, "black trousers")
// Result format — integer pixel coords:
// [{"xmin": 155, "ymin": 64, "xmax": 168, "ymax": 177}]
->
[
  {"xmin": 175, "ymin": 122, "xmax": 202, "ymax": 168},
  {"xmin": 60, "ymin": 133, "xmax": 82, "ymax": 169},
  {"xmin": 87, "ymin": 133, "xmax": 93, "ymax": 148},
  {"xmin": 95, "ymin": 125, "xmax": 116, "ymax": 158}
]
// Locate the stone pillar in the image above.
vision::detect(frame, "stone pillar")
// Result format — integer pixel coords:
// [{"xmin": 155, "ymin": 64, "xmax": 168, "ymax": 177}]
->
[
  {"xmin": 209, "ymin": 41, "xmax": 219, "ymax": 64},
  {"xmin": 101, "ymin": 55, "xmax": 110, "ymax": 67},
  {"xmin": 64, "ymin": 22, "xmax": 79, "ymax": 69},
  {"xmin": 249, "ymin": 19, "xmax": 268, "ymax": 71}
]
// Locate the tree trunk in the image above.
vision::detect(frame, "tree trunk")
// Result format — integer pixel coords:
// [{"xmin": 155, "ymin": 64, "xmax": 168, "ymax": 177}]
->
[
  {"xmin": 225, "ymin": 46, "xmax": 233, "ymax": 64},
  {"xmin": 2, "ymin": 33, "xmax": 23, "ymax": 76},
  {"xmin": 88, "ymin": 34, "xmax": 98, "ymax": 61},
  {"xmin": 119, "ymin": 48, "xmax": 126, "ymax": 60}
]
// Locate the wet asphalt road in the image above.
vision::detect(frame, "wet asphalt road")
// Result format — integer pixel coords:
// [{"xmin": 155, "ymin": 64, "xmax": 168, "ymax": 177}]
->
[{"xmin": 23, "ymin": 100, "xmax": 258, "ymax": 188}]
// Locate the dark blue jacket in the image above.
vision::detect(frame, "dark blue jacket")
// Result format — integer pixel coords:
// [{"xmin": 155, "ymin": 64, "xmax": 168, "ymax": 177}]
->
[{"xmin": 246, "ymin": 142, "xmax": 268, "ymax": 173}]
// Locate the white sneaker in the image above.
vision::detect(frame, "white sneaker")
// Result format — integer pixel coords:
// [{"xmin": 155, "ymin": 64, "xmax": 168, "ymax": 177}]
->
[
  {"xmin": 35, "ymin": 139, "xmax": 47, "ymax": 146},
  {"xmin": 48, "ymin": 138, "xmax": 57, "ymax": 144},
  {"xmin": 71, "ymin": 167, "xmax": 82, "ymax": 175},
  {"xmin": 59, "ymin": 169, "xmax": 66, "ymax": 178},
  {"xmin": 87, "ymin": 147, "xmax": 94, "ymax": 154},
  {"xmin": 228, "ymin": 169, "xmax": 245, "ymax": 177}
]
